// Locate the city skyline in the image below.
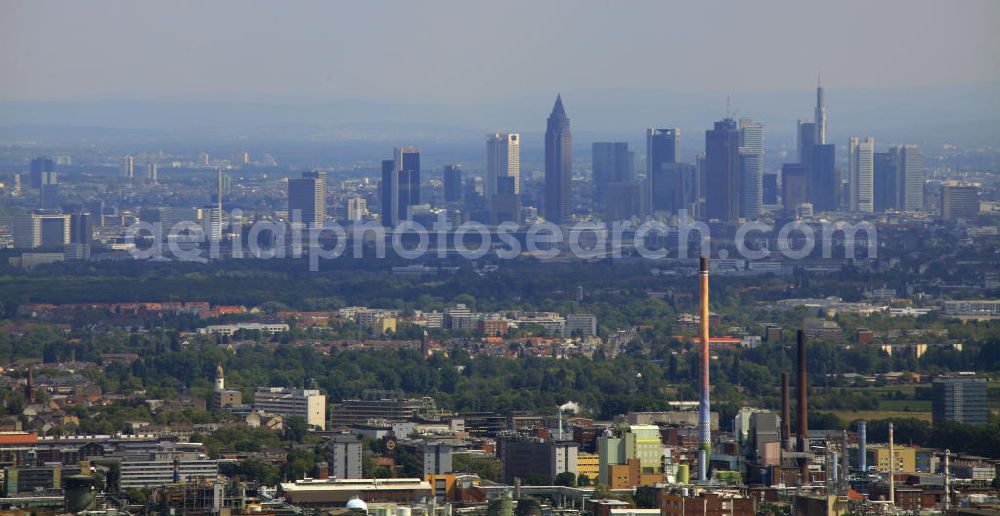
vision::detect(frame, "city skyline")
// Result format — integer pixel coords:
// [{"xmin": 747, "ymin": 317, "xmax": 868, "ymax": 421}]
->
[{"xmin": 0, "ymin": 2, "xmax": 998, "ymax": 511}]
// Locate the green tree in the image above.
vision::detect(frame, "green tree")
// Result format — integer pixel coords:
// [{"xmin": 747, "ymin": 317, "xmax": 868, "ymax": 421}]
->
[
  {"xmin": 515, "ymin": 498, "xmax": 542, "ymax": 516},
  {"xmin": 282, "ymin": 416, "xmax": 308, "ymax": 443},
  {"xmin": 633, "ymin": 486, "xmax": 658, "ymax": 508},
  {"xmin": 553, "ymin": 471, "xmax": 576, "ymax": 487}
]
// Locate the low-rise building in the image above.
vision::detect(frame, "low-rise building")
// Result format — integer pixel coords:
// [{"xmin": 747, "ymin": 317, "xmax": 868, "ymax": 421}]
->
[
  {"xmin": 198, "ymin": 323, "xmax": 289, "ymax": 336},
  {"xmin": 254, "ymin": 388, "xmax": 326, "ymax": 430},
  {"xmin": 279, "ymin": 478, "xmax": 432, "ymax": 507}
]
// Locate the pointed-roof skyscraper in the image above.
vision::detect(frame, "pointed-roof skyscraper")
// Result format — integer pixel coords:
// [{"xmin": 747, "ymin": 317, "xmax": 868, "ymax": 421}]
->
[
  {"xmin": 815, "ymin": 75, "xmax": 827, "ymax": 145},
  {"xmin": 545, "ymin": 94, "xmax": 572, "ymax": 224}
]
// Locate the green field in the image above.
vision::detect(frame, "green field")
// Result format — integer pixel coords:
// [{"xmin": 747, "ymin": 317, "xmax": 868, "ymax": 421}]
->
[
  {"xmin": 822, "ymin": 410, "xmax": 932, "ymax": 423},
  {"xmin": 878, "ymin": 399, "xmax": 931, "ymax": 412}
]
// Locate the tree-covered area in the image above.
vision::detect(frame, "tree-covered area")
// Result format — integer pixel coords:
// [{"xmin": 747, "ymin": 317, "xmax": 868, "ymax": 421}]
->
[
  {"xmin": 3, "ymin": 325, "xmax": 997, "ymax": 429},
  {"xmin": 860, "ymin": 417, "xmax": 1000, "ymax": 458},
  {"xmin": 1, "ymin": 249, "xmax": 998, "ymax": 459}
]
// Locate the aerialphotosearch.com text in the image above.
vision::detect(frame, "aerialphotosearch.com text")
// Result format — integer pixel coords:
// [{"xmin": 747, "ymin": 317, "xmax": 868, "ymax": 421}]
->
[{"xmin": 126, "ymin": 209, "xmax": 877, "ymax": 271}]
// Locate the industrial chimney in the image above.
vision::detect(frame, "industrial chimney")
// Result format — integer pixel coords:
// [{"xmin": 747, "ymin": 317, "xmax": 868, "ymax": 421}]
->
[
  {"xmin": 781, "ymin": 372, "xmax": 791, "ymax": 451},
  {"xmin": 698, "ymin": 256, "xmax": 711, "ymax": 482},
  {"xmin": 858, "ymin": 420, "xmax": 867, "ymax": 474},
  {"xmin": 889, "ymin": 422, "xmax": 895, "ymax": 506},
  {"xmin": 797, "ymin": 329, "xmax": 809, "ymax": 484}
]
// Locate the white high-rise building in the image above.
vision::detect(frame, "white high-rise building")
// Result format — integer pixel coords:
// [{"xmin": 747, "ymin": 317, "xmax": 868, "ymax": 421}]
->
[
  {"xmin": 346, "ymin": 196, "xmax": 366, "ymax": 222},
  {"xmin": 891, "ymin": 144, "xmax": 924, "ymax": 211},
  {"xmin": 486, "ymin": 133, "xmax": 520, "ymax": 206},
  {"xmin": 146, "ymin": 162, "xmax": 158, "ymax": 182},
  {"xmin": 849, "ymin": 137, "xmax": 875, "ymax": 213},
  {"xmin": 123, "ymin": 155, "xmax": 135, "ymax": 179},
  {"xmin": 201, "ymin": 205, "xmax": 223, "ymax": 242},
  {"xmin": 739, "ymin": 118, "xmax": 764, "ymax": 220}
]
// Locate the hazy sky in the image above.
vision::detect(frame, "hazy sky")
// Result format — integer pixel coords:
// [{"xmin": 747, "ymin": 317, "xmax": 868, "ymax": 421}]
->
[{"xmin": 2, "ymin": 0, "xmax": 999, "ymax": 103}]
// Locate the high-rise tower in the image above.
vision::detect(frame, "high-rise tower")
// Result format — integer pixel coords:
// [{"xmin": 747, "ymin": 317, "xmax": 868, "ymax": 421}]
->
[
  {"xmin": 443, "ymin": 165, "xmax": 463, "ymax": 206},
  {"xmin": 739, "ymin": 118, "xmax": 764, "ymax": 220},
  {"xmin": 891, "ymin": 144, "xmax": 924, "ymax": 211},
  {"xmin": 544, "ymin": 95, "xmax": 572, "ymax": 224},
  {"xmin": 379, "ymin": 148, "xmax": 420, "ymax": 226},
  {"xmin": 592, "ymin": 142, "xmax": 634, "ymax": 202},
  {"xmin": 646, "ymin": 128, "xmax": 680, "ymax": 215},
  {"xmin": 814, "ymin": 78, "xmax": 827, "ymax": 145},
  {"xmin": 396, "ymin": 147, "xmax": 421, "ymax": 223},
  {"xmin": 486, "ymin": 133, "xmax": 520, "ymax": 207},
  {"xmin": 123, "ymin": 155, "xmax": 135, "ymax": 180},
  {"xmin": 849, "ymin": 137, "xmax": 875, "ymax": 213},
  {"xmin": 288, "ymin": 171, "xmax": 327, "ymax": 226},
  {"xmin": 705, "ymin": 118, "xmax": 741, "ymax": 221},
  {"xmin": 30, "ymin": 157, "xmax": 55, "ymax": 189}
]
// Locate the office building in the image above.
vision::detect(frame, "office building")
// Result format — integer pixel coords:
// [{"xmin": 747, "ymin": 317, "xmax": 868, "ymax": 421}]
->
[
  {"xmin": 498, "ymin": 438, "xmax": 578, "ymax": 484},
  {"xmin": 39, "ymin": 183, "xmax": 60, "ymax": 209},
  {"xmin": 346, "ymin": 196, "xmax": 366, "ymax": 222},
  {"xmin": 13, "ymin": 213, "xmax": 71, "ymax": 249},
  {"xmin": 326, "ymin": 435, "xmax": 363, "ymax": 479},
  {"xmin": 651, "ymin": 163, "xmax": 694, "ymax": 215},
  {"xmin": 605, "ymin": 183, "xmax": 641, "ymax": 221},
  {"xmin": 739, "ymin": 118, "xmax": 764, "ymax": 220},
  {"xmin": 807, "ymin": 143, "xmax": 837, "ymax": 212},
  {"xmin": 33, "ymin": 158, "xmax": 58, "ymax": 210},
  {"xmin": 646, "ymin": 129, "xmax": 680, "ymax": 214},
  {"xmin": 647, "ymin": 128, "xmax": 680, "ymax": 171},
  {"xmin": 70, "ymin": 213, "xmax": 94, "ymax": 246},
  {"xmin": 544, "ymin": 95, "xmax": 572, "ymax": 224},
  {"xmin": 462, "ymin": 176, "xmax": 487, "ymax": 222},
  {"xmin": 597, "ymin": 425, "xmax": 666, "ymax": 488},
  {"xmin": 380, "ymin": 148, "xmax": 421, "ymax": 226},
  {"xmin": 201, "ymin": 205, "xmax": 222, "ymax": 242},
  {"xmin": 490, "ymin": 176, "xmax": 520, "ymax": 224},
  {"xmin": 330, "ymin": 398, "xmax": 423, "ymax": 427},
  {"xmin": 763, "ymin": 173, "xmax": 778, "ymax": 205},
  {"xmin": 123, "ymin": 155, "xmax": 135, "ymax": 179},
  {"xmin": 865, "ymin": 445, "xmax": 917, "ymax": 474},
  {"xmin": 849, "ymin": 137, "xmax": 874, "ymax": 213},
  {"xmin": 288, "ymin": 171, "xmax": 327, "ymax": 226},
  {"xmin": 781, "ymin": 164, "xmax": 808, "ymax": 214},
  {"xmin": 29, "ymin": 157, "xmax": 55, "ymax": 189},
  {"xmin": 280, "ymin": 478, "xmax": 432, "ymax": 507},
  {"xmin": 146, "ymin": 162, "xmax": 158, "ymax": 182},
  {"xmin": 443, "ymin": 165, "xmax": 463, "ymax": 205},
  {"xmin": 486, "ymin": 133, "xmax": 520, "ymax": 206},
  {"xmin": 796, "ymin": 120, "xmax": 816, "ymax": 165},
  {"xmin": 380, "ymin": 160, "xmax": 396, "ymax": 225},
  {"xmin": 396, "ymin": 146, "xmax": 421, "ymax": 221},
  {"xmin": 417, "ymin": 441, "xmax": 454, "ymax": 478},
  {"xmin": 873, "ymin": 152, "xmax": 898, "ymax": 212},
  {"xmin": 704, "ymin": 118, "xmax": 741, "ymax": 221},
  {"xmin": 940, "ymin": 182, "xmax": 980, "ymax": 220},
  {"xmin": 592, "ymin": 142, "xmax": 634, "ymax": 207},
  {"xmin": 932, "ymin": 377, "xmax": 988, "ymax": 426},
  {"xmin": 891, "ymin": 144, "xmax": 924, "ymax": 211},
  {"xmin": 565, "ymin": 313, "xmax": 597, "ymax": 338},
  {"xmin": 118, "ymin": 453, "xmax": 219, "ymax": 490},
  {"xmin": 254, "ymin": 388, "xmax": 326, "ymax": 430},
  {"xmin": 814, "ymin": 82, "xmax": 827, "ymax": 145}
]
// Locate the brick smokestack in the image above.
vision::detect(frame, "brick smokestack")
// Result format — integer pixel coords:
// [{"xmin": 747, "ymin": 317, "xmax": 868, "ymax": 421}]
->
[
  {"xmin": 781, "ymin": 372, "xmax": 791, "ymax": 451},
  {"xmin": 797, "ymin": 329, "xmax": 809, "ymax": 484}
]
